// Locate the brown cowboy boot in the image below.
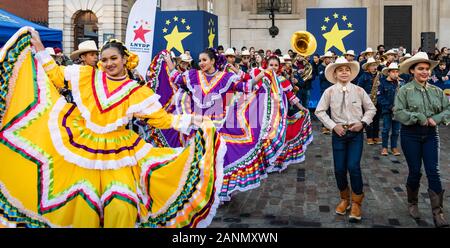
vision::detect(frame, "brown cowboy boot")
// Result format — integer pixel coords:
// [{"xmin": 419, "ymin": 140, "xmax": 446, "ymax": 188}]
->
[
  {"xmin": 381, "ymin": 148, "xmax": 389, "ymax": 156},
  {"xmin": 428, "ymin": 189, "xmax": 449, "ymax": 228},
  {"xmin": 349, "ymin": 192, "xmax": 364, "ymax": 222},
  {"xmin": 335, "ymin": 187, "xmax": 351, "ymax": 215},
  {"xmin": 406, "ymin": 186, "xmax": 421, "ymax": 219}
]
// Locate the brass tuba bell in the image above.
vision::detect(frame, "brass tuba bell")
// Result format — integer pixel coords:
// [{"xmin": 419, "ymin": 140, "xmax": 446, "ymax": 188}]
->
[{"xmin": 290, "ymin": 31, "xmax": 317, "ymax": 57}]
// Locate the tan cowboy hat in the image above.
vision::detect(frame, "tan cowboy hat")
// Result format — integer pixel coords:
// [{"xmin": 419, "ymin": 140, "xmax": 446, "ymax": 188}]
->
[
  {"xmin": 282, "ymin": 54, "xmax": 292, "ymax": 62},
  {"xmin": 241, "ymin": 50, "xmax": 251, "ymax": 56},
  {"xmin": 362, "ymin": 57, "xmax": 379, "ymax": 71},
  {"xmin": 399, "ymin": 52, "xmax": 439, "ymax": 74},
  {"xmin": 224, "ymin": 48, "xmax": 235, "ymax": 56},
  {"xmin": 325, "ymin": 57, "xmax": 360, "ymax": 84},
  {"xmin": 70, "ymin": 40, "xmax": 99, "ymax": 60},
  {"xmin": 321, "ymin": 51, "xmax": 333, "ymax": 59},
  {"xmin": 279, "ymin": 56, "xmax": 286, "ymax": 64},
  {"xmin": 382, "ymin": 62, "xmax": 400, "ymax": 76},
  {"xmin": 383, "ymin": 49, "xmax": 397, "ymax": 56},
  {"xmin": 344, "ymin": 50, "xmax": 355, "ymax": 57},
  {"xmin": 178, "ymin": 53, "xmax": 193, "ymax": 63},
  {"xmin": 360, "ymin": 47, "xmax": 375, "ymax": 57}
]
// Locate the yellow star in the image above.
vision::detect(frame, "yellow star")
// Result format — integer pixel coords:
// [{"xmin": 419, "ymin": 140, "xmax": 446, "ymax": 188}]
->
[
  {"xmin": 321, "ymin": 25, "xmax": 327, "ymax": 31},
  {"xmin": 173, "ymin": 16, "xmax": 178, "ymax": 22},
  {"xmin": 342, "ymin": 15, "xmax": 348, "ymax": 21},
  {"xmin": 333, "ymin": 13, "xmax": 339, "ymax": 19},
  {"xmin": 166, "ymin": 20, "xmax": 171, "ymax": 25},
  {"xmin": 181, "ymin": 18, "xmax": 186, "ymax": 24},
  {"xmin": 162, "ymin": 27, "xmax": 168, "ymax": 33},
  {"xmin": 324, "ymin": 17, "xmax": 330, "ymax": 23},
  {"xmin": 322, "ymin": 23, "xmax": 354, "ymax": 53},
  {"xmin": 186, "ymin": 25, "xmax": 191, "ymax": 31},
  {"xmin": 208, "ymin": 28, "xmax": 216, "ymax": 48},
  {"xmin": 164, "ymin": 26, "xmax": 192, "ymax": 54},
  {"xmin": 347, "ymin": 22, "xmax": 353, "ymax": 28}
]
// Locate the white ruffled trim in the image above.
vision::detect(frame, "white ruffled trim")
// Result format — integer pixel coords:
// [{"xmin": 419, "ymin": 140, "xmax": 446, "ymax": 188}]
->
[
  {"xmin": 197, "ymin": 135, "xmax": 226, "ymax": 228},
  {"xmin": 48, "ymin": 97, "xmax": 153, "ymax": 170},
  {"xmin": 172, "ymin": 114, "xmax": 193, "ymax": 135},
  {"xmin": 0, "ymin": 27, "xmax": 29, "ymax": 60},
  {"xmin": 67, "ymin": 63, "xmax": 163, "ymax": 134},
  {"xmin": 34, "ymin": 50, "xmax": 54, "ymax": 66},
  {"xmin": 185, "ymin": 70, "xmax": 240, "ymax": 109}
]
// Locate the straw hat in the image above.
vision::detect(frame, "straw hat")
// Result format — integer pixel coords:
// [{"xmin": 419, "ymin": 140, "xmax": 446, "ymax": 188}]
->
[
  {"xmin": 383, "ymin": 49, "xmax": 397, "ymax": 56},
  {"xmin": 321, "ymin": 51, "xmax": 333, "ymax": 59},
  {"xmin": 325, "ymin": 57, "xmax": 360, "ymax": 84},
  {"xmin": 224, "ymin": 48, "xmax": 235, "ymax": 56},
  {"xmin": 344, "ymin": 50, "xmax": 355, "ymax": 57},
  {"xmin": 399, "ymin": 52, "xmax": 438, "ymax": 75},
  {"xmin": 70, "ymin": 40, "xmax": 98, "ymax": 60},
  {"xmin": 179, "ymin": 53, "xmax": 193, "ymax": 63},
  {"xmin": 362, "ymin": 57, "xmax": 379, "ymax": 71},
  {"xmin": 403, "ymin": 53, "xmax": 412, "ymax": 59},
  {"xmin": 241, "ymin": 50, "xmax": 251, "ymax": 56},
  {"xmin": 382, "ymin": 62, "xmax": 400, "ymax": 76},
  {"xmin": 360, "ymin": 47, "xmax": 375, "ymax": 57}
]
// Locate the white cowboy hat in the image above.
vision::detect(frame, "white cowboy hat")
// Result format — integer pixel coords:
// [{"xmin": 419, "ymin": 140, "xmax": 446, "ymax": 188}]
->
[
  {"xmin": 325, "ymin": 57, "xmax": 360, "ymax": 84},
  {"xmin": 360, "ymin": 47, "xmax": 375, "ymax": 57},
  {"xmin": 279, "ymin": 56, "xmax": 286, "ymax": 64},
  {"xmin": 321, "ymin": 51, "xmax": 333, "ymax": 59},
  {"xmin": 224, "ymin": 48, "xmax": 235, "ymax": 56},
  {"xmin": 383, "ymin": 49, "xmax": 397, "ymax": 56},
  {"xmin": 241, "ymin": 50, "xmax": 251, "ymax": 56},
  {"xmin": 344, "ymin": 50, "xmax": 355, "ymax": 57},
  {"xmin": 403, "ymin": 53, "xmax": 412, "ymax": 59},
  {"xmin": 70, "ymin": 40, "xmax": 98, "ymax": 60},
  {"xmin": 399, "ymin": 52, "xmax": 438, "ymax": 75},
  {"xmin": 179, "ymin": 53, "xmax": 193, "ymax": 63},
  {"xmin": 282, "ymin": 54, "xmax": 292, "ymax": 61},
  {"xmin": 382, "ymin": 62, "xmax": 400, "ymax": 76},
  {"xmin": 362, "ymin": 57, "xmax": 379, "ymax": 71},
  {"xmin": 45, "ymin": 47, "xmax": 56, "ymax": 56}
]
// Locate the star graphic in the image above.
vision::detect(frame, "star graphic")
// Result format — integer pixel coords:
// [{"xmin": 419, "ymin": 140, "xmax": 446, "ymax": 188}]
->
[
  {"xmin": 133, "ymin": 25, "xmax": 151, "ymax": 42},
  {"xmin": 208, "ymin": 28, "xmax": 216, "ymax": 48},
  {"xmin": 321, "ymin": 25, "xmax": 327, "ymax": 31},
  {"xmin": 162, "ymin": 27, "xmax": 168, "ymax": 33},
  {"xmin": 322, "ymin": 23, "xmax": 354, "ymax": 53},
  {"xmin": 324, "ymin": 17, "xmax": 330, "ymax": 23},
  {"xmin": 166, "ymin": 20, "xmax": 171, "ymax": 25},
  {"xmin": 333, "ymin": 13, "xmax": 339, "ymax": 19},
  {"xmin": 181, "ymin": 18, "xmax": 186, "ymax": 24},
  {"xmin": 164, "ymin": 25, "xmax": 192, "ymax": 54},
  {"xmin": 173, "ymin": 16, "xmax": 178, "ymax": 22},
  {"xmin": 347, "ymin": 22, "xmax": 353, "ymax": 28},
  {"xmin": 342, "ymin": 15, "xmax": 348, "ymax": 21},
  {"xmin": 186, "ymin": 25, "xmax": 191, "ymax": 31}
]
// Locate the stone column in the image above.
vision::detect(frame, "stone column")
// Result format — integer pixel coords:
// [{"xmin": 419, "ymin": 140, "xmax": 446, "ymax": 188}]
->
[{"xmin": 214, "ymin": 0, "xmax": 230, "ymax": 48}]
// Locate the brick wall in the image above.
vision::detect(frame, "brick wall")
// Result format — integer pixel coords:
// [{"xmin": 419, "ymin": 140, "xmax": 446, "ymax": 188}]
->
[{"xmin": 0, "ymin": 0, "xmax": 48, "ymax": 25}]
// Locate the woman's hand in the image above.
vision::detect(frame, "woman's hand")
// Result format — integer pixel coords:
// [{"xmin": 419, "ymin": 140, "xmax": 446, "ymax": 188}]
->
[
  {"xmin": 28, "ymin": 28, "xmax": 45, "ymax": 52},
  {"xmin": 164, "ymin": 53, "xmax": 175, "ymax": 72}
]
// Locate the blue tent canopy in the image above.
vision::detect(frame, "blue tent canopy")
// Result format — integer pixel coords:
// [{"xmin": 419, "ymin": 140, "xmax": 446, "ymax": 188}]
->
[{"xmin": 0, "ymin": 8, "xmax": 62, "ymax": 48}]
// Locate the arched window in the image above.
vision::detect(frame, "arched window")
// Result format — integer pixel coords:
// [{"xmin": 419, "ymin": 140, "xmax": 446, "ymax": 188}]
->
[{"xmin": 73, "ymin": 10, "xmax": 98, "ymax": 50}]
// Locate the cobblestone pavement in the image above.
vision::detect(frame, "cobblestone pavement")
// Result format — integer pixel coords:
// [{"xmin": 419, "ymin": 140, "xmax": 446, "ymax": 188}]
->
[{"xmin": 210, "ymin": 120, "xmax": 450, "ymax": 228}]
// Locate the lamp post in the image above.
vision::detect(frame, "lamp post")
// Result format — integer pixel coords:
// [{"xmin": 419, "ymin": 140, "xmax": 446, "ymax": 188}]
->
[{"xmin": 268, "ymin": 0, "xmax": 279, "ymax": 38}]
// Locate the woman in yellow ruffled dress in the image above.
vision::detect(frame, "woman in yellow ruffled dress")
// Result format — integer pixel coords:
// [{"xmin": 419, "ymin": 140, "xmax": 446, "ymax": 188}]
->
[{"xmin": 0, "ymin": 27, "xmax": 225, "ymax": 228}]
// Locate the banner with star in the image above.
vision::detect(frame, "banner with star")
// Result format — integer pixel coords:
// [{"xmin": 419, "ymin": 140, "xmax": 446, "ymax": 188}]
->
[
  {"xmin": 152, "ymin": 10, "xmax": 218, "ymax": 62},
  {"xmin": 125, "ymin": 0, "xmax": 157, "ymax": 76},
  {"xmin": 306, "ymin": 8, "xmax": 367, "ymax": 56}
]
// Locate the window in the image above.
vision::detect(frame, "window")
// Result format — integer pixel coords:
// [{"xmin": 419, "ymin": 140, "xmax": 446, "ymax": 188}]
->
[
  {"xmin": 257, "ymin": 0, "xmax": 292, "ymax": 14},
  {"xmin": 73, "ymin": 11, "xmax": 98, "ymax": 50}
]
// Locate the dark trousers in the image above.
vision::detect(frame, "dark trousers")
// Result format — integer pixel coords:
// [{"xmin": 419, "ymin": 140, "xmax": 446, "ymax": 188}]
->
[
  {"xmin": 381, "ymin": 113, "xmax": 400, "ymax": 148},
  {"xmin": 401, "ymin": 125, "xmax": 443, "ymax": 193},
  {"xmin": 366, "ymin": 103, "xmax": 381, "ymax": 139},
  {"xmin": 332, "ymin": 131, "xmax": 364, "ymax": 195}
]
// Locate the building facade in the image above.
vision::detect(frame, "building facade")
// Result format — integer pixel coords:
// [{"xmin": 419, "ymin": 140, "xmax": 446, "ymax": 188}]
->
[
  {"xmin": 160, "ymin": 0, "xmax": 450, "ymax": 54},
  {"xmin": 0, "ymin": 0, "xmax": 49, "ymax": 26}
]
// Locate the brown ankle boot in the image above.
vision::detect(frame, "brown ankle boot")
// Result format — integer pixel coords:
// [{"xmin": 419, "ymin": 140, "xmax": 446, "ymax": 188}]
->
[
  {"xmin": 406, "ymin": 186, "xmax": 421, "ymax": 219},
  {"xmin": 428, "ymin": 189, "xmax": 449, "ymax": 228},
  {"xmin": 381, "ymin": 148, "xmax": 389, "ymax": 156},
  {"xmin": 391, "ymin": 148, "xmax": 401, "ymax": 156},
  {"xmin": 335, "ymin": 187, "xmax": 351, "ymax": 215},
  {"xmin": 349, "ymin": 193, "xmax": 364, "ymax": 222}
]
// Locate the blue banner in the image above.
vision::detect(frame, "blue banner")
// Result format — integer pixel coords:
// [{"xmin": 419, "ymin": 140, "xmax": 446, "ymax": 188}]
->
[
  {"xmin": 307, "ymin": 8, "xmax": 367, "ymax": 56},
  {"xmin": 152, "ymin": 10, "xmax": 218, "ymax": 61}
]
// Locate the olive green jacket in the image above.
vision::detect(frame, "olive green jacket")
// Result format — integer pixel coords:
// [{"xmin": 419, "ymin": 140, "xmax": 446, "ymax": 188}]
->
[{"xmin": 393, "ymin": 80, "xmax": 449, "ymax": 126}]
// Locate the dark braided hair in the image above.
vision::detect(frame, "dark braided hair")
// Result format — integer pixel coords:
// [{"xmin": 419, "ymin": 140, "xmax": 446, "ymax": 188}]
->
[
  {"xmin": 200, "ymin": 47, "xmax": 218, "ymax": 67},
  {"xmin": 101, "ymin": 40, "xmax": 145, "ymax": 85}
]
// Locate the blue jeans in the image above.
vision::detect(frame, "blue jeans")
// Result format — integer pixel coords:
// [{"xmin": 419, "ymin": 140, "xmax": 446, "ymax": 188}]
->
[
  {"xmin": 332, "ymin": 131, "xmax": 364, "ymax": 194},
  {"xmin": 365, "ymin": 104, "xmax": 381, "ymax": 139},
  {"xmin": 401, "ymin": 125, "xmax": 443, "ymax": 193},
  {"xmin": 381, "ymin": 114, "xmax": 400, "ymax": 148}
]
